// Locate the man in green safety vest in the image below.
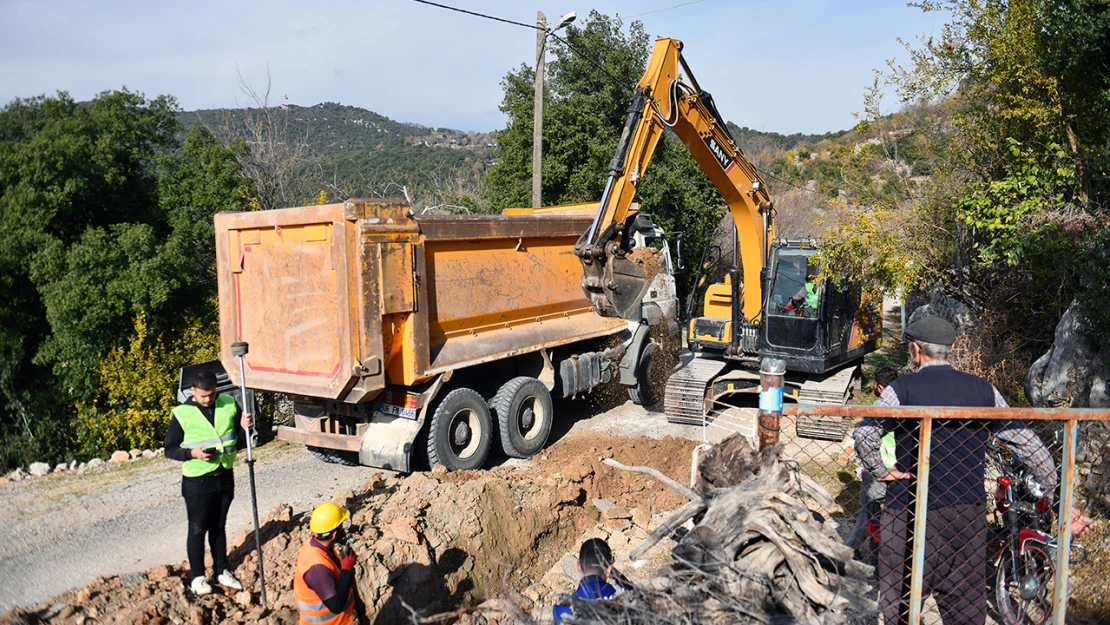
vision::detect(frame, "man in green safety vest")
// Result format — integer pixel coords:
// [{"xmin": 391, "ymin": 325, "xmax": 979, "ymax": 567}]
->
[
  {"xmin": 843, "ymin": 368, "xmax": 900, "ymax": 559},
  {"xmin": 785, "ymin": 265, "xmax": 820, "ymax": 318},
  {"xmin": 164, "ymin": 369, "xmax": 253, "ymax": 597}
]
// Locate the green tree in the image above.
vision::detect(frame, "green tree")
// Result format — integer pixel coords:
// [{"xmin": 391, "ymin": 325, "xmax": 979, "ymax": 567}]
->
[
  {"xmin": 0, "ymin": 90, "xmax": 178, "ymax": 466},
  {"xmin": 484, "ymin": 11, "xmax": 744, "ymax": 293},
  {"xmin": 0, "ymin": 91, "xmax": 254, "ymax": 469},
  {"xmin": 483, "ymin": 11, "xmax": 650, "ymax": 209},
  {"xmin": 817, "ymin": 0, "xmax": 1109, "ymax": 396},
  {"xmin": 893, "ymin": 0, "xmax": 1109, "ymax": 264}
]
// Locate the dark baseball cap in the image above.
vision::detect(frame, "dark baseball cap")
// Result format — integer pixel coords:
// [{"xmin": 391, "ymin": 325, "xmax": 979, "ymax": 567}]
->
[{"xmin": 904, "ymin": 316, "xmax": 956, "ymax": 346}]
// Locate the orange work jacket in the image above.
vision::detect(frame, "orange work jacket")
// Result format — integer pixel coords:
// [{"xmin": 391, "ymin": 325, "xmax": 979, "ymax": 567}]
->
[{"xmin": 293, "ymin": 541, "xmax": 355, "ymax": 625}]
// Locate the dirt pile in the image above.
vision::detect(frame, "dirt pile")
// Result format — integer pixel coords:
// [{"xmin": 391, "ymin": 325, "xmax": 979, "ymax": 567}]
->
[{"xmin": 2, "ymin": 434, "xmax": 696, "ymax": 625}]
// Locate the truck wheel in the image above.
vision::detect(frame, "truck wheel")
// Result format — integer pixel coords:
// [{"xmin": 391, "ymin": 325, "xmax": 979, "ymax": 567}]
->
[
  {"xmin": 628, "ymin": 342, "xmax": 664, "ymax": 406},
  {"xmin": 306, "ymin": 446, "xmax": 359, "ymax": 466},
  {"xmin": 426, "ymin": 388, "xmax": 492, "ymax": 471},
  {"xmin": 490, "ymin": 377, "xmax": 553, "ymax": 458}
]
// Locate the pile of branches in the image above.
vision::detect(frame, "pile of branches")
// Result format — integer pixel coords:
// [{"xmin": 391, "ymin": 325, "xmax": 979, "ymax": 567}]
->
[{"xmin": 564, "ymin": 435, "xmax": 877, "ymax": 625}]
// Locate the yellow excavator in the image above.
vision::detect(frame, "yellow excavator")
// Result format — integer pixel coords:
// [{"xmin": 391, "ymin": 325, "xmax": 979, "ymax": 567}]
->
[{"xmin": 575, "ymin": 38, "xmax": 882, "ymax": 432}]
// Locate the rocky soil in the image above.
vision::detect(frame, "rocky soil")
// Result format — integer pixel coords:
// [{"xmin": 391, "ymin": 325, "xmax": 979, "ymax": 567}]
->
[{"xmin": 1, "ymin": 434, "xmax": 698, "ymax": 625}]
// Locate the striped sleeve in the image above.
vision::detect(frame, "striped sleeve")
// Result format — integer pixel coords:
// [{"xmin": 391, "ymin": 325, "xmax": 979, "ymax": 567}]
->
[{"xmin": 853, "ymin": 387, "xmax": 899, "ymax": 479}]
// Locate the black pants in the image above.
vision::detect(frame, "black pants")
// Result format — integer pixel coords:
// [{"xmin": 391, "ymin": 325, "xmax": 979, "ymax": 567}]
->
[
  {"xmin": 878, "ymin": 503, "xmax": 987, "ymax": 625},
  {"xmin": 182, "ymin": 470, "xmax": 235, "ymax": 579}
]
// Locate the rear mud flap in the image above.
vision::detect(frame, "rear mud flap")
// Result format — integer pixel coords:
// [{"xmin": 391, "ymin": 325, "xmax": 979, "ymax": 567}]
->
[{"xmin": 359, "ymin": 412, "xmax": 424, "ymax": 473}]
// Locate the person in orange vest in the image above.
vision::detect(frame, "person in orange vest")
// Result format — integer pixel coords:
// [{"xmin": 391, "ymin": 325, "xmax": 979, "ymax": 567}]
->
[{"xmin": 294, "ymin": 502, "xmax": 359, "ymax": 625}]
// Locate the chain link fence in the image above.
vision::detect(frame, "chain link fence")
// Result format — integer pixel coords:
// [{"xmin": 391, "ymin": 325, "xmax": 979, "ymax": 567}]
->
[{"xmin": 694, "ymin": 391, "xmax": 1108, "ymax": 625}]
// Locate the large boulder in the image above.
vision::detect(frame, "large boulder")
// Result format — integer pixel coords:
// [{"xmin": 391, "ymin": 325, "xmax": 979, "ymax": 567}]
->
[
  {"xmin": 1025, "ymin": 300, "xmax": 1110, "ymax": 511},
  {"xmin": 1025, "ymin": 301, "xmax": 1110, "ymax": 409},
  {"xmin": 906, "ymin": 288, "xmax": 977, "ymax": 336}
]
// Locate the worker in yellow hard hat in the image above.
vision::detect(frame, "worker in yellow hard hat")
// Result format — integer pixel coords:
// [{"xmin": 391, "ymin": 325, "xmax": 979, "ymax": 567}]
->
[{"xmin": 293, "ymin": 502, "xmax": 360, "ymax": 625}]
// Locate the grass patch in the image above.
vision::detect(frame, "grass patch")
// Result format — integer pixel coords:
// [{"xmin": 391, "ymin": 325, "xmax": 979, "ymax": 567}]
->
[{"xmin": 1067, "ymin": 520, "xmax": 1110, "ymax": 623}]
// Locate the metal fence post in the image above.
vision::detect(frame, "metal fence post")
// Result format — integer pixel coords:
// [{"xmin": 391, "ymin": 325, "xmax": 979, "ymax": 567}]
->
[
  {"xmin": 907, "ymin": 416, "xmax": 932, "ymax": 625},
  {"xmin": 758, "ymin": 358, "xmax": 786, "ymax": 450},
  {"xmin": 1051, "ymin": 419, "xmax": 1078, "ymax": 625}
]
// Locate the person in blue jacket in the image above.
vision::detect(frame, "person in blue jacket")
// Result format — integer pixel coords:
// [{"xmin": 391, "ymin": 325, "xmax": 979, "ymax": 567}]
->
[{"xmin": 553, "ymin": 538, "xmax": 630, "ymax": 623}]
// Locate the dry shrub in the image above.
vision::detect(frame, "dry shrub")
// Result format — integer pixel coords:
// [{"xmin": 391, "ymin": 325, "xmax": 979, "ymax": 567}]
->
[
  {"xmin": 940, "ymin": 259, "xmax": 1075, "ymax": 406},
  {"xmin": 947, "ymin": 310, "xmax": 1032, "ymax": 405},
  {"xmin": 774, "ymin": 187, "xmax": 831, "ymax": 239}
]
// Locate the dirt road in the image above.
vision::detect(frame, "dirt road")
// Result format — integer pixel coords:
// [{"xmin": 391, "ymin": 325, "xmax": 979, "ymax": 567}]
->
[
  {"xmin": 0, "ymin": 441, "xmax": 383, "ymax": 611},
  {"xmin": 0, "ymin": 393, "xmax": 702, "ymax": 612}
]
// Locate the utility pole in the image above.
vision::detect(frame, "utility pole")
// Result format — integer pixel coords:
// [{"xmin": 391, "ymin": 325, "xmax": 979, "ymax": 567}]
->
[{"xmin": 532, "ymin": 11, "xmax": 546, "ymax": 208}]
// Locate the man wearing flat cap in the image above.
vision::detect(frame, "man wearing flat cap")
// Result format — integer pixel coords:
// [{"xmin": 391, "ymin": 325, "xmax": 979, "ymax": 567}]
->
[{"xmin": 853, "ymin": 314, "xmax": 1056, "ymax": 625}]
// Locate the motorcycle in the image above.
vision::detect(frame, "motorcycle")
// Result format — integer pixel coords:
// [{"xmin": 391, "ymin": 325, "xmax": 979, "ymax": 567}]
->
[{"xmin": 989, "ymin": 442, "xmax": 1086, "ymax": 625}]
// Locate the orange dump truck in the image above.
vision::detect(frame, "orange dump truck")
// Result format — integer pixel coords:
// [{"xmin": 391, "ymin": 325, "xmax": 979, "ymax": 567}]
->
[{"xmin": 213, "ymin": 199, "xmax": 677, "ymax": 471}]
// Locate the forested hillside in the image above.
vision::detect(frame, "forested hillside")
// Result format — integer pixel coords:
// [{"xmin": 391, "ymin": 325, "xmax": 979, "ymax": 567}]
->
[
  {"xmin": 178, "ymin": 102, "xmax": 495, "ymax": 210},
  {"xmin": 181, "ymin": 102, "xmax": 496, "ymax": 158}
]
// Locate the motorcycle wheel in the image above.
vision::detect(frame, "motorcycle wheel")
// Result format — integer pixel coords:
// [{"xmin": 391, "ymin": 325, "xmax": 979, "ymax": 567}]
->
[{"xmin": 995, "ymin": 543, "xmax": 1054, "ymax": 625}]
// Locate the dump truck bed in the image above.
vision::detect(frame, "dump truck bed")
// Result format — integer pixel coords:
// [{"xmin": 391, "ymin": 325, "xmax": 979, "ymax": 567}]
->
[{"xmin": 214, "ymin": 199, "xmax": 625, "ymax": 402}]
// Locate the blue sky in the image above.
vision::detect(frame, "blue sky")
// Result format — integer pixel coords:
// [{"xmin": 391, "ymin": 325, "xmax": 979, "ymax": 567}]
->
[{"xmin": 0, "ymin": 0, "xmax": 950, "ymax": 134}]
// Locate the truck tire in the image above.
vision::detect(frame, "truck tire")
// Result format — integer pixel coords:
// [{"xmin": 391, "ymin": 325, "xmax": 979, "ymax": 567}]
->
[
  {"xmin": 306, "ymin": 446, "xmax": 359, "ymax": 466},
  {"xmin": 628, "ymin": 341, "xmax": 663, "ymax": 406},
  {"xmin": 426, "ymin": 388, "xmax": 493, "ymax": 471},
  {"xmin": 490, "ymin": 377, "xmax": 553, "ymax": 458}
]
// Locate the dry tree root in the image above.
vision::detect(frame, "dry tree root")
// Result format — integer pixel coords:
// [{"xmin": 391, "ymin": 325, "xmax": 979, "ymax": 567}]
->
[{"xmin": 564, "ymin": 434, "xmax": 877, "ymax": 625}]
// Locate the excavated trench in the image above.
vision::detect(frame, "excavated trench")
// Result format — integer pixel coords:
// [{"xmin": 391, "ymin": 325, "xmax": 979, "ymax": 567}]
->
[{"xmin": 4, "ymin": 433, "xmax": 697, "ymax": 625}]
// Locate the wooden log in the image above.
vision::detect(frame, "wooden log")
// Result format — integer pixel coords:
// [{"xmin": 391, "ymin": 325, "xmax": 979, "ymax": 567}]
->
[
  {"xmin": 695, "ymin": 432, "xmax": 763, "ymax": 490},
  {"xmin": 630, "ymin": 499, "xmax": 706, "ymax": 561},
  {"xmin": 602, "ymin": 457, "xmax": 699, "ymax": 501}
]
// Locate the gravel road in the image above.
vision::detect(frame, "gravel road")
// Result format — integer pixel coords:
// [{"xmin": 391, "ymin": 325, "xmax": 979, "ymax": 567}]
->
[{"xmin": 0, "ymin": 393, "xmax": 704, "ymax": 611}]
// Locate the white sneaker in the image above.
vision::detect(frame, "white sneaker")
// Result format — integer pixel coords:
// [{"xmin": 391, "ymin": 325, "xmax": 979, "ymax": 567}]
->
[
  {"xmin": 191, "ymin": 575, "xmax": 213, "ymax": 596},
  {"xmin": 217, "ymin": 569, "xmax": 243, "ymax": 590}
]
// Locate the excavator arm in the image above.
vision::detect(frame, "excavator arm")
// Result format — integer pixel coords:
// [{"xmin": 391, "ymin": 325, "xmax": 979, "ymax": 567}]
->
[{"xmin": 575, "ymin": 37, "xmax": 773, "ymax": 322}]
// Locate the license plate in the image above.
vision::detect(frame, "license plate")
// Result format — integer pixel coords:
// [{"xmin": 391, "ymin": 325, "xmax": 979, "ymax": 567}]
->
[{"xmin": 378, "ymin": 402, "xmax": 418, "ymax": 420}]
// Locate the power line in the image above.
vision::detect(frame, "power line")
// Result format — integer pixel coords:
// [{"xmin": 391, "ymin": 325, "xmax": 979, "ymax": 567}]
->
[
  {"xmin": 753, "ymin": 165, "xmax": 823, "ymax": 196},
  {"xmin": 547, "ymin": 31, "xmax": 633, "ymax": 88},
  {"xmin": 625, "ymin": 0, "xmax": 705, "ymax": 19},
  {"xmin": 407, "ymin": 0, "xmax": 540, "ymax": 31},
  {"xmin": 406, "ymin": 0, "xmax": 630, "ymax": 88},
  {"xmin": 413, "ymin": 0, "xmax": 814, "ymax": 201}
]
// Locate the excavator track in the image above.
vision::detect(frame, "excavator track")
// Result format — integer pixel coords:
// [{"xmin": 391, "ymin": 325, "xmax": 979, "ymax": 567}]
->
[
  {"xmin": 664, "ymin": 356, "xmax": 729, "ymax": 425},
  {"xmin": 794, "ymin": 365, "xmax": 860, "ymax": 441}
]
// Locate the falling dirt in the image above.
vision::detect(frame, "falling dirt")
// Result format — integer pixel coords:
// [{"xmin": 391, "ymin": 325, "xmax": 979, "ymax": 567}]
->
[
  {"xmin": 2, "ymin": 433, "xmax": 698, "ymax": 625},
  {"xmin": 627, "ymin": 246, "xmax": 663, "ymax": 282}
]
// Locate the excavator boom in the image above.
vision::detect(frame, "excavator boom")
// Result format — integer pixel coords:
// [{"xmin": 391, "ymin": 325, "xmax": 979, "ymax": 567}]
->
[{"xmin": 575, "ymin": 38, "xmax": 772, "ymax": 322}]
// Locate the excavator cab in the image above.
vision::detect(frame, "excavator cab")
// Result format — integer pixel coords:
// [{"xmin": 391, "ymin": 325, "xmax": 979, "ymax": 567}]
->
[
  {"xmin": 686, "ymin": 240, "xmax": 880, "ymax": 376},
  {"xmin": 761, "ymin": 241, "xmax": 881, "ymax": 373}
]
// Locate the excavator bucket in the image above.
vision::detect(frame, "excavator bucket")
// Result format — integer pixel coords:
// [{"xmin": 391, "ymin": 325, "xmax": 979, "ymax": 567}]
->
[{"xmin": 576, "ymin": 226, "xmax": 652, "ymax": 321}]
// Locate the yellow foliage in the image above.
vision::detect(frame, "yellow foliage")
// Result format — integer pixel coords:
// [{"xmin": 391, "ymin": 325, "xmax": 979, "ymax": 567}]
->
[
  {"xmin": 75, "ymin": 311, "xmax": 219, "ymax": 458},
  {"xmin": 303, "ymin": 189, "xmax": 328, "ymax": 206}
]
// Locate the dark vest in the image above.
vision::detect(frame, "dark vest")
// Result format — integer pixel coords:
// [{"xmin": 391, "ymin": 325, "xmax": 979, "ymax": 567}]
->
[{"xmin": 883, "ymin": 363, "xmax": 997, "ymax": 511}]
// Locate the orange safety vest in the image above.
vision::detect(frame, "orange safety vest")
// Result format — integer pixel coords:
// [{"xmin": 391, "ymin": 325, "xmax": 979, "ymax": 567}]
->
[{"xmin": 293, "ymin": 541, "xmax": 355, "ymax": 625}]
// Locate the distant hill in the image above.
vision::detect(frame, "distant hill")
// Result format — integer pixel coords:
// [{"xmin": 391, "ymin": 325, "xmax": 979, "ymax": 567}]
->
[
  {"xmin": 726, "ymin": 121, "xmax": 849, "ymax": 156},
  {"xmin": 177, "ymin": 103, "xmax": 497, "ymax": 200},
  {"xmin": 173, "ymin": 102, "xmax": 847, "ymax": 205},
  {"xmin": 178, "ymin": 102, "xmax": 496, "ymax": 158}
]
